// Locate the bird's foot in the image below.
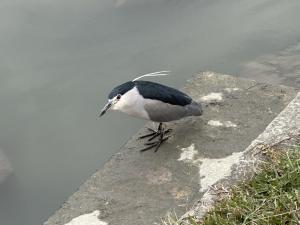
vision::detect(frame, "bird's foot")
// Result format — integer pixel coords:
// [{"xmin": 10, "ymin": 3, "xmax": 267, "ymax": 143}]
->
[
  {"xmin": 139, "ymin": 123, "xmax": 172, "ymax": 152},
  {"xmin": 140, "ymin": 136, "xmax": 169, "ymax": 152},
  {"xmin": 139, "ymin": 128, "xmax": 172, "ymax": 141},
  {"xmin": 138, "ymin": 127, "xmax": 158, "ymax": 139}
]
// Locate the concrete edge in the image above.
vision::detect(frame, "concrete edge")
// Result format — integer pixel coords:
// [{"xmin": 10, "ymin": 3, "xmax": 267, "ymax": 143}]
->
[
  {"xmin": 180, "ymin": 91, "xmax": 300, "ymax": 221},
  {"xmin": 43, "ymin": 72, "xmax": 299, "ymax": 225}
]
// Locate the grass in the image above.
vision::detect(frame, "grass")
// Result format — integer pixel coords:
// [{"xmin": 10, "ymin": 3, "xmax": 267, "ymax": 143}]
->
[
  {"xmin": 163, "ymin": 143, "xmax": 300, "ymax": 225},
  {"xmin": 202, "ymin": 145, "xmax": 300, "ymax": 225}
]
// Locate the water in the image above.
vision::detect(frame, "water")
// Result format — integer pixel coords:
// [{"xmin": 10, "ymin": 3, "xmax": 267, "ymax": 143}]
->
[{"xmin": 0, "ymin": 0, "xmax": 300, "ymax": 224}]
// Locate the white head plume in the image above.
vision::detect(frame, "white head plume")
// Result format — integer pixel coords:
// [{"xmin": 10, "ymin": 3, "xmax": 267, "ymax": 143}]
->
[{"xmin": 132, "ymin": 71, "xmax": 170, "ymax": 82}]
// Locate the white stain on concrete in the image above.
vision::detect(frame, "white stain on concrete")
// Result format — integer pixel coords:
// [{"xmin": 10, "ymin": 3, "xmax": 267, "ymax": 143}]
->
[
  {"xmin": 198, "ymin": 152, "xmax": 243, "ymax": 192},
  {"xmin": 178, "ymin": 144, "xmax": 243, "ymax": 192},
  {"xmin": 207, "ymin": 120, "xmax": 223, "ymax": 127},
  {"xmin": 208, "ymin": 120, "xmax": 237, "ymax": 128},
  {"xmin": 200, "ymin": 92, "xmax": 223, "ymax": 102},
  {"xmin": 178, "ymin": 143, "xmax": 198, "ymax": 162},
  {"xmin": 223, "ymin": 121, "xmax": 237, "ymax": 128},
  {"xmin": 224, "ymin": 87, "xmax": 240, "ymax": 92},
  {"xmin": 64, "ymin": 211, "xmax": 107, "ymax": 225},
  {"xmin": 203, "ymin": 72, "xmax": 215, "ymax": 78}
]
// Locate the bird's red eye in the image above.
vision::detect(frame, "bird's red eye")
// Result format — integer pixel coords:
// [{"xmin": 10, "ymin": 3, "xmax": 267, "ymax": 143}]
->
[{"xmin": 117, "ymin": 94, "xmax": 121, "ymax": 100}]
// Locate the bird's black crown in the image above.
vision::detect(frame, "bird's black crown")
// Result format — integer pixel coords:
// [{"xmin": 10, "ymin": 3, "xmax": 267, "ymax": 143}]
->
[{"xmin": 108, "ymin": 81, "xmax": 135, "ymax": 99}]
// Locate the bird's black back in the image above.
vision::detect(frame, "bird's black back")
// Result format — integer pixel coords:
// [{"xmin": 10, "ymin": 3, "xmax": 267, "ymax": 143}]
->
[{"xmin": 134, "ymin": 80, "xmax": 192, "ymax": 106}]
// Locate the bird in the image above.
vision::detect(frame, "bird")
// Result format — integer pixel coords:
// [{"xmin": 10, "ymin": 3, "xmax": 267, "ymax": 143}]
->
[{"xmin": 99, "ymin": 71, "xmax": 202, "ymax": 152}]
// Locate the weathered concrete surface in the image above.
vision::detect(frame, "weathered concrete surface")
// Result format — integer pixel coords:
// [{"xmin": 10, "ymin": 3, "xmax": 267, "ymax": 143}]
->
[
  {"xmin": 182, "ymin": 91, "xmax": 300, "ymax": 222},
  {"xmin": 44, "ymin": 72, "xmax": 298, "ymax": 225}
]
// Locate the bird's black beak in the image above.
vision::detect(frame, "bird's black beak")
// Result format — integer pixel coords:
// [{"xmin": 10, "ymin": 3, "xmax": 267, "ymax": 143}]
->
[{"xmin": 99, "ymin": 101, "xmax": 112, "ymax": 117}]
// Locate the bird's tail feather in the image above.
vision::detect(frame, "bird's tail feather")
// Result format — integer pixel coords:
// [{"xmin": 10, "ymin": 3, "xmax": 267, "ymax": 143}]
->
[{"xmin": 186, "ymin": 101, "xmax": 203, "ymax": 116}]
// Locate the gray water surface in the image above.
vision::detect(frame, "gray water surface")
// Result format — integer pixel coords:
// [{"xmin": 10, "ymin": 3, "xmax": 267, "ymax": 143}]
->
[{"xmin": 0, "ymin": 1, "xmax": 300, "ymax": 225}]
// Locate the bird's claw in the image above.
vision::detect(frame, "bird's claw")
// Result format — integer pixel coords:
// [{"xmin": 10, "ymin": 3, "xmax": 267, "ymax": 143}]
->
[
  {"xmin": 148, "ymin": 132, "xmax": 161, "ymax": 141},
  {"xmin": 139, "ymin": 128, "xmax": 172, "ymax": 141},
  {"xmin": 147, "ymin": 127, "xmax": 156, "ymax": 132},
  {"xmin": 139, "ymin": 123, "xmax": 172, "ymax": 152},
  {"xmin": 138, "ymin": 131, "xmax": 157, "ymax": 139},
  {"xmin": 147, "ymin": 128, "xmax": 172, "ymax": 141},
  {"xmin": 140, "ymin": 137, "xmax": 169, "ymax": 152}
]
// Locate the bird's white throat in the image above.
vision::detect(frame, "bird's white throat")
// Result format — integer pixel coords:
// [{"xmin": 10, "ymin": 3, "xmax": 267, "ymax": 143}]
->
[{"xmin": 111, "ymin": 87, "xmax": 150, "ymax": 120}]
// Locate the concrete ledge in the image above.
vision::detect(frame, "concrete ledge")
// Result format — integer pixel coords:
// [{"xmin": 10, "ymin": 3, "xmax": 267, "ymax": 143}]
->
[
  {"xmin": 44, "ymin": 72, "xmax": 298, "ymax": 225},
  {"xmin": 181, "ymin": 91, "xmax": 300, "ymax": 221}
]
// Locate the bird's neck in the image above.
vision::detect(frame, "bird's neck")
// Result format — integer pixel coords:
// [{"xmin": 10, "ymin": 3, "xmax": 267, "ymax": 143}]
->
[{"xmin": 113, "ymin": 87, "xmax": 150, "ymax": 120}]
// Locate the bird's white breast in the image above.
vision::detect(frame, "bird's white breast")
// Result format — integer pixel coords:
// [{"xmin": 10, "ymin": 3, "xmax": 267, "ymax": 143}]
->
[{"xmin": 112, "ymin": 87, "xmax": 150, "ymax": 120}]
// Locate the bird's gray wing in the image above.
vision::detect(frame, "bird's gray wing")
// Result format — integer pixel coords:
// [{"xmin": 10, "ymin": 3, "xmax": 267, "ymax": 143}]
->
[
  {"xmin": 144, "ymin": 99, "xmax": 187, "ymax": 122},
  {"xmin": 144, "ymin": 99, "xmax": 202, "ymax": 122}
]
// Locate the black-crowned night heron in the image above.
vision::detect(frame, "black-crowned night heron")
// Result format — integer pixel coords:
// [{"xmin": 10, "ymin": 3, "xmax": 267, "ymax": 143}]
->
[{"xmin": 100, "ymin": 71, "xmax": 202, "ymax": 152}]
